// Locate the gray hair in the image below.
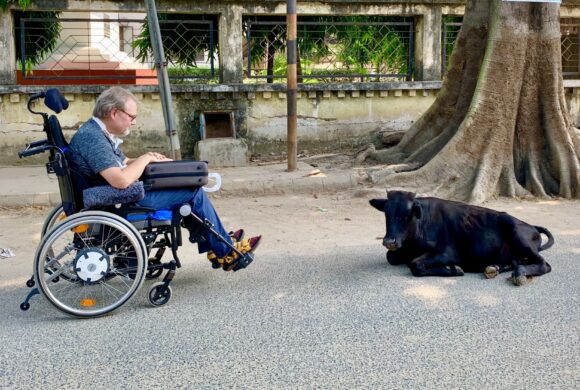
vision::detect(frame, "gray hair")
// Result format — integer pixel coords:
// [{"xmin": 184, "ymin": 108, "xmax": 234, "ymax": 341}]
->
[{"xmin": 92, "ymin": 87, "xmax": 137, "ymax": 119}]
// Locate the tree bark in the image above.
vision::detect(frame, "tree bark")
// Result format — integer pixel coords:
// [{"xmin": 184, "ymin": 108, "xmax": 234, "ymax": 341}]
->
[{"xmin": 365, "ymin": 0, "xmax": 580, "ymax": 203}]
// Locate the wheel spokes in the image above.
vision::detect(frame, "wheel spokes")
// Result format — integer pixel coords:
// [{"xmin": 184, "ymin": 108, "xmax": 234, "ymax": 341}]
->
[{"xmin": 36, "ymin": 214, "xmax": 145, "ymax": 317}]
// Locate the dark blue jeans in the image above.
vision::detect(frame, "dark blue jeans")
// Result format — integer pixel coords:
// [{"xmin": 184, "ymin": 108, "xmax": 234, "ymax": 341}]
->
[{"xmin": 136, "ymin": 188, "xmax": 232, "ymax": 257}]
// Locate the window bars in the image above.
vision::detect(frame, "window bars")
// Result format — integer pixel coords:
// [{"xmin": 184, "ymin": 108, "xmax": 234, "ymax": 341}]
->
[
  {"xmin": 561, "ymin": 18, "xmax": 580, "ymax": 79},
  {"xmin": 441, "ymin": 16, "xmax": 462, "ymax": 76},
  {"xmin": 16, "ymin": 16, "xmax": 217, "ymax": 83},
  {"xmin": 244, "ymin": 17, "xmax": 415, "ymax": 82}
]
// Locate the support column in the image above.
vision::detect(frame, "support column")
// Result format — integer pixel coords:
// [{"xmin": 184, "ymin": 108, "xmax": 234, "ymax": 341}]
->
[
  {"xmin": 0, "ymin": 10, "xmax": 16, "ymax": 85},
  {"xmin": 414, "ymin": 6, "xmax": 442, "ymax": 81},
  {"xmin": 219, "ymin": 6, "xmax": 243, "ymax": 83}
]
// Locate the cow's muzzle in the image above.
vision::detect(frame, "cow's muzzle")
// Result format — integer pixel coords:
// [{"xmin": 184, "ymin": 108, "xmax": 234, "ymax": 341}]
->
[{"xmin": 383, "ymin": 237, "xmax": 399, "ymax": 250}]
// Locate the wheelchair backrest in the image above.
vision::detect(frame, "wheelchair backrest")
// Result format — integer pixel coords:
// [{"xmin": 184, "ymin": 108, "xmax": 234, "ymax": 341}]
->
[
  {"xmin": 47, "ymin": 116, "xmax": 84, "ymax": 216},
  {"xmin": 42, "ymin": 94, "xmax": 83, "ymax": 216}
]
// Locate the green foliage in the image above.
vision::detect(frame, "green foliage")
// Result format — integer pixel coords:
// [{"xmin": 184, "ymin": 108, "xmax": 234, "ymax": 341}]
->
[
  {"xmin": 2, "ymin": 0, "xmax": 61, "ymax": 72},
  {"xmin": 333, "ymin": 16, "xmax": 409, "ymax": 75},
  {"xmin": 242, "ymin": 16, "xmax": 286, "ymax": 68},
  {"xmin": 243, "ymin": 15, "xmax": 412, "ymax": 81},
  {"xmin": 442, "ymin": 16, "xmax": 463, "ymax": 71},
  {"xmin": 167, "ymin": 66, "xmax": 218, "ymax": 84},
  {"xmin": 0, "ymin": 0, "xmax": 32, "ymax": 10},
  {"xmin": 13, "ymin": 10, "xmax": 61, "ymax": 72},
  {"xmin": 133, "ymin": 13, "xmax": 218, "ymax": 69}
]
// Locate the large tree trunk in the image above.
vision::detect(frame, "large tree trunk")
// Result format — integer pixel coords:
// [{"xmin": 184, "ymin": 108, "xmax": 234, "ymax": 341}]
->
[{"xmin": 365, "ymin": 0, "xmax": 580, "ymax": 203}]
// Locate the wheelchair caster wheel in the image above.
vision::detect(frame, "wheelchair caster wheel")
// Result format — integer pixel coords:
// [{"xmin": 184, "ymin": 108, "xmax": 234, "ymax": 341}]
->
[
  {"xmin": 26, "ymin": 279, "xmax": 35, "ymax": 288},
  {"xmin": 20, "ymin": 302, "xmax": 30, "ymax": 311},
  {"xmin": 148, "ymin": 283, "xmax": 172, "ymax": 306}
]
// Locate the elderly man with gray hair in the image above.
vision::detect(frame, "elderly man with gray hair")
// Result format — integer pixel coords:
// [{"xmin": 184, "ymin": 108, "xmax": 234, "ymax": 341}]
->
[{"xmin": 68, "ymin": 86, "xmax": 261, "ymax": 271}]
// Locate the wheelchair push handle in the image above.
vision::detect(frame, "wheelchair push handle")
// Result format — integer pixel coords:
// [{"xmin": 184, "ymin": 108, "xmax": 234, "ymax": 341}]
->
[
  {"xmin": 28, "ymin": 92, "xmax": 46, "ymax": 102},
  {"xmin": 27, "ymin": 139, "xmax": 49, "ymax": 149},
  {"xmin": 18, "ymin": 140, "xmax": 51, "ymax": 158}
]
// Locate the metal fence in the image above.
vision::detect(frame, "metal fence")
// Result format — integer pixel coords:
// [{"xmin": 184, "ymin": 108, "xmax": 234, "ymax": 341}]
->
[
  {"xmin": 561, "ymin": 19, "xmax": 580, "ymax": 78},
  {"xmin": 244, "ymin": 17, "xmax": 415, "ymax": 82},
  {"xmin": 16, "ymin": 15, "xmax": 218, "ymax": 83},
  {"xmin": 442, "ymin": 17, "xmax": 580, "ymax": 79}
]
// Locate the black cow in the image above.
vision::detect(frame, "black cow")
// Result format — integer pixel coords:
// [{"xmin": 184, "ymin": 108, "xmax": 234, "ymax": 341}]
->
[{"xmin": 370, "ymin": 191, "xmax": 554, "ymax": 285}]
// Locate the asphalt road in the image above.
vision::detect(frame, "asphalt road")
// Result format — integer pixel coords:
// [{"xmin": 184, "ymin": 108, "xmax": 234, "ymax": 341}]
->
[{"xmin": 0, "ymin": 203, "xmax": 579, "ymax": 389}]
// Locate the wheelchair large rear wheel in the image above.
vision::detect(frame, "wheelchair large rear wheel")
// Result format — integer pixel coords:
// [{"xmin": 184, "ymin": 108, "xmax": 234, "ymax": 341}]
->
[
  {"xmin": 34, "ymin": 211, "xmax": 147, "ymax": 318},
  {"xmin": 41, "ymin": 204, "xmax": 66, "ymax": 238},
  {"xmin": 38, "ymin": 204, "xmax": 70, "ymax": 283}
]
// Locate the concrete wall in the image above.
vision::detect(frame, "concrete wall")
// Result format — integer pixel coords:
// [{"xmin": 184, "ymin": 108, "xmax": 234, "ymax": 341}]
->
[
  {"xmin": 2, "ymin": 0, "xmax": 580, "ymax": 165},
  {"xmin": 245, "ymin": 87, "xmax": 435, "ymax": 150},
  {"xmin": 3, "ymin": 81, "xmax": 580, "ymax": 165},
  {"xmin": 0, "ymin": 83, "xmax": 439, "ymax": 164}
]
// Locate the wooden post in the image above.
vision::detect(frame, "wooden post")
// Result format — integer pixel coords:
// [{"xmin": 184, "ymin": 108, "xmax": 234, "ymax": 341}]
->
[{"xmin": 287, "ymin": 0, "xmax": 298, "ymax": 171}]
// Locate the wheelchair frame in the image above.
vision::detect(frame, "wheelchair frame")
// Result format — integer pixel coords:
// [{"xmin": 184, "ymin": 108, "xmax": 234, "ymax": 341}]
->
[{"xmin": 19, "ymin": 89, "xmax": 253, "ymax": 318}]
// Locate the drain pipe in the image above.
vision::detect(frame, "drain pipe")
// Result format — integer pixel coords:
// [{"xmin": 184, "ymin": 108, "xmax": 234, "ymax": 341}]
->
[{"xmin": 144, "ymin": 0, "xmax": 181, "ymax": 160}]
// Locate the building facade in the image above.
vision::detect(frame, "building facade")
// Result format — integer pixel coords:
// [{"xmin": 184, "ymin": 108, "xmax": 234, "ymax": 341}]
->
[{"xmin": 1, "ymin": 0, "xmax": 580, "ymax": 165}]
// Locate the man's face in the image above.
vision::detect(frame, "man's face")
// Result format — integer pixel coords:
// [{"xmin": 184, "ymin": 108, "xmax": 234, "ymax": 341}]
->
[{"xmin": 109, "ymin": 98, "xmax": 137, "ymax": 137}]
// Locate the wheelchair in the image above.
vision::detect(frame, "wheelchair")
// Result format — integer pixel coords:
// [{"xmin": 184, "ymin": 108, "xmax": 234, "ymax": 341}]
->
[{"xmin": 19, "ymin": 89, "xmax": 253, "ymax": 318}]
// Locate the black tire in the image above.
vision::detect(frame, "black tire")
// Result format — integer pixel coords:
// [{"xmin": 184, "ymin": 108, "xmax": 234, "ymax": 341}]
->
[
  {"xmin": 148, "ymin": 282, "xmax": 172, "ymax": 306},
  {"xmin": 41, "ymin": 204, "xmax": 65, "ymax": 238},
  {"xmin": 34, "ymin": 211, "xmax": 147, "ymax": 318}
]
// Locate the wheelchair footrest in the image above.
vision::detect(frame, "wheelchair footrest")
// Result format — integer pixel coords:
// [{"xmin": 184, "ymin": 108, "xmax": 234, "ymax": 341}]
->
[{"xmin": 233, "ymin": 253, "xmax": 254, "ymax": 272}]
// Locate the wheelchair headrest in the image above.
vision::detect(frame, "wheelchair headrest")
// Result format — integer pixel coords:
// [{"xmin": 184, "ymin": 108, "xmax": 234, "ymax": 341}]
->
[{"xmin": 44, "ymin": 88, "xmax": 69, "ymax": 114}]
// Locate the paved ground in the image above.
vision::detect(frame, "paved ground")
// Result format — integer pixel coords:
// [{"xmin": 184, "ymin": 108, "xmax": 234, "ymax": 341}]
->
[{"xmin": 0, "ymin": 194, "xmax": 578, "ymax": 389}]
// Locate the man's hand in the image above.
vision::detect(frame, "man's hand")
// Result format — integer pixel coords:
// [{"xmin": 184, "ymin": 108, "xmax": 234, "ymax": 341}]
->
[
  {"xmin": 102, "ymin": 152, "xmax": 171, "ymax": 189},
  {"xmin": 145, "ymin": 152, "xmax": 172, "ymax": 162}
]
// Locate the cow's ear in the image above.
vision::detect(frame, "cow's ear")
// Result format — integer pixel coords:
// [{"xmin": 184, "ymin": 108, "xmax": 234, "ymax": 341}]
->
[
  {"xmin": 412, "ymin": 201, "xmax": 422, "ymax": 219},
  {"xmin": 369, "ymin": 198, "xmax": 387, "ymax": 211}
]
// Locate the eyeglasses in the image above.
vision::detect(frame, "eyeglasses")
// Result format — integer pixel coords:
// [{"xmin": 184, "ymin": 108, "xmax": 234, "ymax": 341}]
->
[{"xmin": 117, "ymin": 108, "xmax": 137, "ymax": 121}]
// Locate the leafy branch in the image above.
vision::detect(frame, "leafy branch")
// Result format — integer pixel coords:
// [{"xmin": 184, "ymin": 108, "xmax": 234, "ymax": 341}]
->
[
  {"xmin": 0, "ymin": 0, "xmax": 32, "ymax": 10},
  {"xmin": 1, "ymin": 1, "xmax": 61, "ymax": 72}
]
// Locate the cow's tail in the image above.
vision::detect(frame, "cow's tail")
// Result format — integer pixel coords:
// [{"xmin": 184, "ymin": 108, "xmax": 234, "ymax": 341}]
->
[{"xmin": 535, "ymin": 226, "xmax": 555, "ymax": 251}]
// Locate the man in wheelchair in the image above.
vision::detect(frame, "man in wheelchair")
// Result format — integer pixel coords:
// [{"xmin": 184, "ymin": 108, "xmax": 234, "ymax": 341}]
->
[{"xmin": 68, "ymin": 86, "xmax": 261, "ymax": 271}]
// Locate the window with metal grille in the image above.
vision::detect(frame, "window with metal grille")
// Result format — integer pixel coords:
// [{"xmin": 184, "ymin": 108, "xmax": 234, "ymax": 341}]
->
[
  {"xmin": 441, "ymin": 16, "xmax": 463, "ymax": 76},
  {"xmin": 561, "ymin": 18, "xmax": 580, "ymax": 79},
  {"xmin": 14, "ymin": 12, "xmax": 218, "ymax": 85},
  {"xmin": 243, "ymin": 15, "xmax": 415, "ymax": 83}
]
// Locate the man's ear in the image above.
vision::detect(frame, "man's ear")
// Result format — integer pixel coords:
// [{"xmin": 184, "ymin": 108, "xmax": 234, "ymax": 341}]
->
[
  {"xmin": 369, "ymin": 198, "xmax": 387, "ymax": 211},
  {"xmin": 412, "ymin": 201, "xmax": 422, "ymax": 219}
]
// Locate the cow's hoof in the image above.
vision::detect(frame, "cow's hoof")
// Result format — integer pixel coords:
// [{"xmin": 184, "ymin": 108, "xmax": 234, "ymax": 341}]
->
[{"xmin": 484, "ymin": 265, "xmax": 499, "ymax": 279}]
